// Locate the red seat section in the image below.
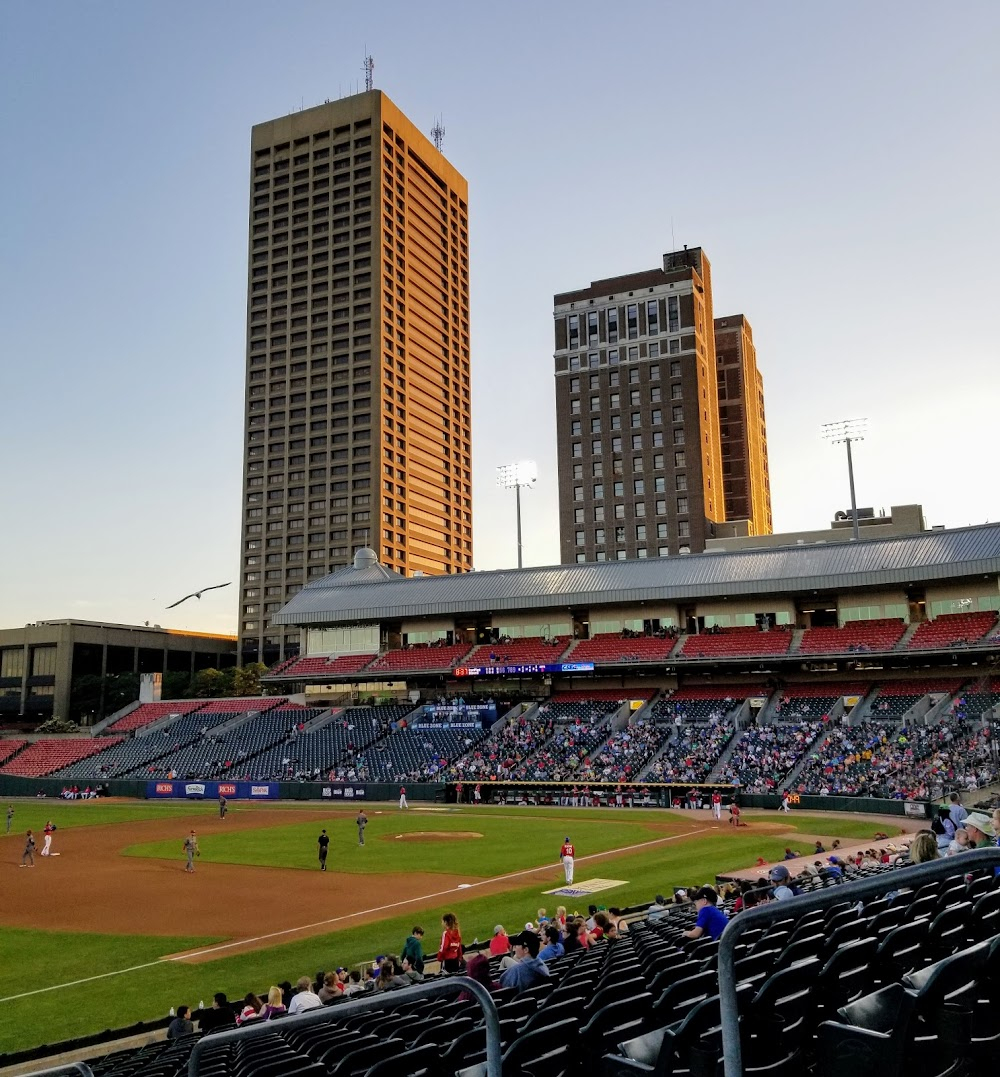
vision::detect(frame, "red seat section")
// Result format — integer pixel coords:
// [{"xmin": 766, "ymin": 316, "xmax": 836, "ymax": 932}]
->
[
  {"xmin": 798, "ymin": 618, "xmax": 906, "ymax": 655},
  {"xmin": 366, "ymin": 643, "xmax": 472, "ymax": 674},
  {"xmin": 907, "ymin": 612, "xmax": 999, "ymax": 650},
  {"xmin": 104, "ymin": 700, "xmax": 205, "ymax": 735},
  {"xmin": 276, "ymin": 654, "xmax": 376, "ymax": 678},
  {"xmin": 569, "ymin": 634, "xmax": 677, "ymax": 665},
  {"xmin": 679, "ymin": 627, "xmax": 792, "ymax": 659},
  {"xmin": 549, "ymin": 688, "xmax": 655, "ymax": 703},
  {"xmin": 0, "ymin": 739, "xmax": 26, "ymax": 766},
  {"xmin": 1, "ymin": 737, "xmax": 123, "ymax": 777},
  {"xmin": 194, "ymin": 697, "xmax": 287, "ymax": 714},
  {"xmin": 463, "ymin": 637, "xmax": 571, "ymax": 666}
]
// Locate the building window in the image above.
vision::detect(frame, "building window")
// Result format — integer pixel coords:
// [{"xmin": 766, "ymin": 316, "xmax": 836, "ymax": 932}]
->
[
  {"xmin": 650, "ymin": 386, "xmax": 661, "ymax": 402},
  {"xmin": 672, "ymin": 405, "xmax": 683, "ymax": 422},
  {"xmin": 676, "ymin": 473, "xmax": 687, "ymax": 491},
  {"xmin": 576, "ymin": 553, "xmax": 587, "ymax": 563},
  {"xmin": 657, "ymin": 522, "xmax": 668, "ymax": 539},
  {"xmin": 574, "ymin": 508, "xmax": 584, "ymax": 523},
  {"xmin": 614, "ymin": 481, "xmax": 624, "ymax": 497},
  {"xmin": 677, "ymin": 496, "xmax": 689, "ymax": 514},
  {"xmin": 569, "ymin": 376, "xmax": 580, "ymax": 392},
  {"xmin": 573, "ymin": 463, "xmax": 583, "ymax": 479},
  {"xmin": 587, "ymin": 310, "xmax": 598, "ymax": 343},
  {"xmin": 592, "ymin": 461, "xmax": 603, "ymax": 477},
  {"xmin": 590, "ymin": 373, "xmax": 600, "ymax": 389},
  {"xmin": 572, "ymin": 442, "xmax": 582, "ymax": 457},
  {"xmin": 635, "ymin": 501, "xmax": 646, "ymax": 517},
  {"xmin": 648, "ymin": 341, "xmax": 659, "ymax": 358},
  {"xmin": 668, "ymin": 295, "xmax": 680, "ymax": 332},
  {"xmin": 596, "ymin": 551, "xmax": 606, "ymax": 561},
  {"xmin": 590, "ymin": 395, "xmax": 600, "ymax": 411},
  {"xmin": 593, "ymin": 483, "xmax": 604, "ymax": 499},
  {"xmin": 573, "ymin": 486, "xmax": 584, "ymax": 501},
  {"xmin": 651, "ymin": 409, "xmax": 662, "ymax": 425},
  {"xmin": 671, "ymin": 383, "xmax": 683, "ymax": 400},
  {"xmin": 571, "ymin": 420, "xmax": 582, "ymax": 435},
  {"xmin": 607, "ymin": 307, "xmax": 618, "ymax": 343},
  {"xmin": 628, "ymin": 346, "xmax": 639, "ymax": 361},
  {"xmin": 594, "ymin": 527, "xmax": 605, "ymax": 544},
  {"xmin": 631, "ymin": 434, "xmax": 642, "ymax": 450},
  {"xmin": 678, "ymin": 522, "xmax": 690, "ymax": 539},
  {"xmin": 568, "ymin": 314, "xmax": 580, "ymax": 349},
  {"xmin": 631, "ymin": 412, "xmax": 642, "ymax": 428},
  {"xmin": 592, "ymin": 439, "xmax": 602, "ymax": 455},
  {"xmin": 650, "ymin": 363, "xmax": 659, "ymax": 380},
  {"xmin": 673, "ymin": 428, "xmax": 685, "ymax": 445},
  {"xmin": 610, "ymin": 415, "xmax": 621, "ymax": 430},
  {"xmin": 616, "ymin": 526, "xmax": 626, "ymax": 542},
  {"xmin": 569, "ymin": 355, "xmax": 580, "ymax": 370},
  {"xmin": 656, "ymin": 499, "xmax": 667, "ymax": 514},
  {"xmin": 633, "ymin": 479, "xmax": 645, "ymax": 495},
  {"xmin": 575, "ymin": 530, "xmax": 585, "ymax": 545},
  {"xmin": 647, "ymin": 299, "xmax": 659, "ymax": 335},
  {"xmin": 611, "ymin": 437, "xmax": 622, "ymax": 453},
  {"xmin": 670, "ymin": 361, "xmax": 682, "ymax": 378},
  {"xmin": 659, "ymin": 546, "xmax": 669, "ymax": 557},
  {"xmin": 632, "ymin": 456, "xmax": 642, "ymax": 472},
  {"xmin": 669, "ymin": 338, "xmax": 681, "ymax": 354},
  {"xmin": 593, "ymin": 506, "xmax": 605, "ymax": 521},
  {"xmin": 609, "ymin": 393, "xmax": 620, "ymax": 408},
  {"xmin": 655, "ymin": 477, "xmax": 666, "ymax": 492},
  {"xmin": 590, "ymin": 418, "xmax": 601, "ymax": 433},
  {"xmin": 608, "ymin": 348, "xmax": 619, "ymax": 365},
  {"xmin": 626, "ymin": 304, "xmax": 638, "ymax": 339},
  {"xmin": 570, "ymin": 398, "xmax": 580, "ymax": 413},
  {"xmin": 652, "ymin": 431, "xmax": 663, "ymax": 447},
  {"xmin": 616, "ymin": 550, "xmax": 628, "ymax": 560}
]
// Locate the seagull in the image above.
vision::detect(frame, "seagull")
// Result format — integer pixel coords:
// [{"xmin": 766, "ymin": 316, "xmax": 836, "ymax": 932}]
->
[{"xmin": 166, "ymin": 582, "xmax": 232, "ymax": 609}]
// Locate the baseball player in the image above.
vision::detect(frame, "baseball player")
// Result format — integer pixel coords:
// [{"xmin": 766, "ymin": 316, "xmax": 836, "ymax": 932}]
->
[
  {"xmin": 780, "ymin": 791, "xmax": 791, "ymax": 813},
  {"xmin": 317, "ymin": 829, "xmax": 330, "ymax": 870},
  {"xmin": 219, "ymin": 794, "xmax": 228, "ymax": 819},
  {"xmin": 560, "ymin": 836, "xmax": 575, "ymax": 884},
  {"xmin": 183, "ymin": 830, "xmax": 200, "ymax": 872},
  {"xmin": 711, "ymin": 791, "xmax": 723, "ymax": 820},
  {"xmin": 399, "ymin": 786, "xmax": 408, "ymax": 810},
  {"xmin": 5, "ymin": 805, "xmax": 13, "ymax": 833},
  {"xmin": 41, "ymin": 820, "xmax": 54, "ymax": 856},
  {"xmin": 356, "ymin": 810, "xmax": 368, "ymax": 846},
  {"xmin": 20, "ymin": 830, "xmax": 36, "ymax": 867}
]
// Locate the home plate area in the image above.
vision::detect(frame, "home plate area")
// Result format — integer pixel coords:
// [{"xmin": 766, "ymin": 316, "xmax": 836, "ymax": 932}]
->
[{"xmin": 544, "ymin": 878, "xmax": 628, "ymax": 897}]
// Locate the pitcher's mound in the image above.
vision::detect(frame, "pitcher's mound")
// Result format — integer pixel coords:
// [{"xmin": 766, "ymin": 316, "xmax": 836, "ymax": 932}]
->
[{"xmin": 387, "ymin": 831, "xmax": 483, "ymax": 842}]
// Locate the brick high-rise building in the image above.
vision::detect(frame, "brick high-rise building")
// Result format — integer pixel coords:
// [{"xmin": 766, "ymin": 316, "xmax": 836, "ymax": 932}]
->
[
  {"xmin": 714, "ymin": 314, "xmax": 772, "ymax": 535},
  {"xmin": 554, "ymin": 247, "xmax": 725, "ymax": 563},
  {"xmin": 239, "ymin": 91, "xmax": 472, "ymax": 665}
]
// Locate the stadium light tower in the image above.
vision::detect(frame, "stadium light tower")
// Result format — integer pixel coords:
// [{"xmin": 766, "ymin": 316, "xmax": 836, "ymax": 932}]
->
[
  {"xmin": 496, "ymin": 461, "xmax": 537, "ymax": 570},
  {"xmin": 822, "ymin": 418, "xmax": 868, "ymax": 541}
]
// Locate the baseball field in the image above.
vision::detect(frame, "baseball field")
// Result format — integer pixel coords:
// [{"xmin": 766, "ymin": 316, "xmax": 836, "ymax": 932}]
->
[{"xmin": 0, "ymin": 798, "xmax": 906, "ymax": 1056}]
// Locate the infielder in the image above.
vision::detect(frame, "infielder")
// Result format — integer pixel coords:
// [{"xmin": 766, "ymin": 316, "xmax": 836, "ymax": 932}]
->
[
  {"xmin": 399, "ymin": 786, "xmax": 408, "ymax": 810},
  {"xmin": 5, "ymin": 805, "xmax": 13, "ymax": 834},
  {"xmin": 219, "ymin": 794, "xmax": 228, "ymax": 819},
  {"xmin": 780, "ymin": 791, "xmax": 791, "ymax": 813},
  {"xmin": 560, "ymin": 836, "xmax": 575, "ymax": 884},
  {"xmin": 41, "ymin": 820, "xmax": 54, "ymax": 856},
  {"xmin": 356, "ymin": 809, "xmax": 368, "ymax": 846},
  {"xmin": 183, "ymin": 830, "xmax": 200, "ymax": 872},
  {"xmin": 711, "ymin": 791, "xmax": 723, "ymax": 820}
]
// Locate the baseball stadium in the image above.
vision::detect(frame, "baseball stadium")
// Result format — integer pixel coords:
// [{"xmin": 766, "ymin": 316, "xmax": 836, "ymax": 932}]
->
[{"xmin": 3, "ymin": 525, "xmax": 1000, "ymax": 1076}]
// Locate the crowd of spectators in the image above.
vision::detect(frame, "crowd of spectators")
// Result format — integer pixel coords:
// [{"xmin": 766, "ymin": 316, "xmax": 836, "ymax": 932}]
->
[
  {"xmin": 717, "ymin": 720, "xmax": 824, "ymax": 792},
  {"xmin": 645, "ymin": 721, "xmax": 733, "ymax": 783},
  {"xmin": 443, "ymin": 713, "xmax": 555, "ymax": 781},
  {"xmin": 586, "ymin": 722, "xmax": 668, "ymax": 782},
  {"xmin": 794, "ymin": 719, "xmax": 997, "ymax": 798}
]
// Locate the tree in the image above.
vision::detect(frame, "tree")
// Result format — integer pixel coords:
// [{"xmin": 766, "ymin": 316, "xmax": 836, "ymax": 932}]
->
[
  {"xmin": 190, "ymin": 668, "xmax": 227, "ymax": 698},
  {"xmin": 161, "ymin": 671, "xmax": 191, "ymax": 701},
  {"xmin": 232, "ymin": 662, "xmax": 267, "ymax": 698}
]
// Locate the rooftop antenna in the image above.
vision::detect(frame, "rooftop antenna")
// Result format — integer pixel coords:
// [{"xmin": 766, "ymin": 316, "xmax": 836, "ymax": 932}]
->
[
  {"xmin": 363, "ymin": 52, "xmax": 374, "ymax": 92},
  {"xmin": 431, "ymin": 116, "xmax": 445, "ymax": 151}
]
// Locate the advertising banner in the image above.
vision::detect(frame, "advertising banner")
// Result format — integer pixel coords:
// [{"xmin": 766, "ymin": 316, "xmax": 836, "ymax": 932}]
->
[{"xmin": 146, "ymin": 780, "xmax": 279, "ymax": 800}]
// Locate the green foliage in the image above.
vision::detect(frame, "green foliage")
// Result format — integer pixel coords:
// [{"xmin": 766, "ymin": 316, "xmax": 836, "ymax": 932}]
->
[
  {"xmin": 161, "ymin": 671, "xmax": 191, "ymax": 700},
  {"xmin": 232, "ymin": 662, "xmax": 267, "ymax": 698},
  {"xmin": 190, "ymin": 667, "xmax": 235, "ymax": 698},
  {"xmin": 34, "ymin": 716, "xmax": 81, "ymax": 734}
]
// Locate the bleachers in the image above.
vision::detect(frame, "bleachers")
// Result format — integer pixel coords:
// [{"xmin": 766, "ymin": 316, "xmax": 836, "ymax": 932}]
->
[
  {"xmin": 0, "ymin": 739, "xmax": 26, "ymax": 766},
  {"xmin": 652, "ymin": 686, "xmax": 767, "ymax": 724},
  {"xmin": 717, "ymin": 720, "xmax": 825, "ymax": 792},
  {"xmin": 0, "ymin": 737, "xmax": 123, "ymax": 777},
  {"xmin": 865, "ymin": 679, "xmax": 965, "ymax": 720},
  {"xmin": 193, "ymin": 697, "xmax": 289, "ymax": 714},
  {"xmin": 907, "ymin": 610, "xmax": 999, "ymax": 650},
  {"xmin": 591, "ymin": 724, "xmax": 673, "ymax": 782},
  {"xmin": 463, "ymin": 637, "xmax": 571, "ymax": 666},
  {"xmin": 365, "ymin": 643, "xmax": 472, "ymax": 675},
  {"xmin": 103, "ymin": 700, "xmax": 205, "ymax": 735},
  {"xmin": 770, "ymin": 683, "xmax": 871, "ymax": 721},
  {"xmin": 569, "ymin": 634, "xmax": 677, "ymax": 665},
  {"xmin": 678, "ymin": 627, "xmax": 793, "ymax": 659},
  {"xmin": 360, "ymin": 724, "xmax": 488, "ymax": 782},
  {"xmin": 446, "ymin": 711, "xmax": 556, "ymax": 781},
  {"xmin": 275, "ymin": 653, "xmax": 377, "ymax": 679},
  {"xmin": 799, "ymin": 618, "xmax": 907, "ymax": 655},
  {"xmin": 645, "ymin": 723, "xmax": 734, "ymax": 782}
]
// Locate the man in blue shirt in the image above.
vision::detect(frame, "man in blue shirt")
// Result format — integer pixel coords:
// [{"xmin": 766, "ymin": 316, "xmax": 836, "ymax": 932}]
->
[
  {"xmin": 499, "ymin": 931, "xmax": 551, "ymax": 993},
  {"xmin": 683, "ymin": 886, "xmax": 728, "ymax": 941},
  {"xmin": 538, "ymin": 924, "xmax": 564, "ymax": 961}
]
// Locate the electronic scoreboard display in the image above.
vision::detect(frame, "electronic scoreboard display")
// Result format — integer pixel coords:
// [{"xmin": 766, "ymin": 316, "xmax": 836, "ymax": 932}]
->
[{"xmin": 453, "ymin": 661, "xmax": 596, "ymax": 677}]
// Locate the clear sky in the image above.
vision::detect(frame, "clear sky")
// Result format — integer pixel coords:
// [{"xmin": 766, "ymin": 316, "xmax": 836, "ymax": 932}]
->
[{"xmin": 2, "ymin": 1, "xmax": 998, "ymax": 636}]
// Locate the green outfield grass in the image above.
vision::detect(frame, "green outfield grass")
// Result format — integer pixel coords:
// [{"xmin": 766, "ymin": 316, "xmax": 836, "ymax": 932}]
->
[{"xmin": 0, "ymin": 804, "xmax": 905, "ymax": 1055}]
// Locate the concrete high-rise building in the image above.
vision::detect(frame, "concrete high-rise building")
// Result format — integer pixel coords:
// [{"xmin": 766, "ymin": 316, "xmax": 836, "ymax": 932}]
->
[
  {"xmin": 714, "ymin": 314, "xmax": 772, "ymax": 536},
  {"xmin": 239, "ymin": 91, "xmax": 472, "ymax": 665},
  {"xmin": 554, "ymin": 247, "xmax": 725, "ymax": 563}
]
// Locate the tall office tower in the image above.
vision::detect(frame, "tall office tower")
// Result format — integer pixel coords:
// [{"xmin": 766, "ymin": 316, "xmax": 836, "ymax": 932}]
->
[
  {"xmin": 554, "ymin": 247, "xmax": 725, "ymax": 563},
  {"xmin": 714, "ymin": 315, "xmax": 772, "ymax": 536},
  {"xmin": 239, "ymin": 91, "xmax": 472, "ymax": 666}
]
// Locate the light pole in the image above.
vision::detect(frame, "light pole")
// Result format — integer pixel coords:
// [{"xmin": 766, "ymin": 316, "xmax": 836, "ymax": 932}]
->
[
  {"xmin": 496, "ymin": 461, "xmax": 537, "ymax": 569},
  {"xmin": 822, "ymin": 418, "xmax": 868, "ymax": 541}
]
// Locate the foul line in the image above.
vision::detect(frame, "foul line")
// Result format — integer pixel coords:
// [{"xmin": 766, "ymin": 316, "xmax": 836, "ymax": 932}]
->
[{"xmin": 0, "ymin": 826, "xmax": 709, "ymax": 1004}]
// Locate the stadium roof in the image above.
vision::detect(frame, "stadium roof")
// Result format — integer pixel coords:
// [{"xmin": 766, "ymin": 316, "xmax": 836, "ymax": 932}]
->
[{"xmin": 272, "ymin": 524, "xmax": 1000, "ymax": 627}]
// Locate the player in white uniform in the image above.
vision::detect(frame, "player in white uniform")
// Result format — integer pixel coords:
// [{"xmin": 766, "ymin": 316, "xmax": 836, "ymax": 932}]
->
[{"xmin": 560, "ymin": 837, "xmax": 575, "ymax": 884}]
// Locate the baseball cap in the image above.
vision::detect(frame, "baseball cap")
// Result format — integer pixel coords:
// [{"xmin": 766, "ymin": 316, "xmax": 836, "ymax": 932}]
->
[
  {"xmin": 565, "ymin": 836, "xmax": 571, "ymax": 842},
  {"xmin": 769, "ymin": 865, "xmax": 790, "ymax": 882},
  {"xmin": 827, "ymin": 856, "xmax": 840, "ymax": 863},
  {"xmin": 510, "ymin": 930, "xmax": 540, "ymax": 954},
  {"xmin": 493, "ymin": 924, "xmax": 505, "ymax": 935},
  {"xmin": 335, "ymin": 967, "xmax": 346, "ymax": 973}
]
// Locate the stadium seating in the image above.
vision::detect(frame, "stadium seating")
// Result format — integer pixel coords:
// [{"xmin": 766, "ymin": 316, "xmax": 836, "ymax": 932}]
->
[
  {"xmin": 652, "ymin": 686, "xmax": 767, "ymax": 724},
  {"xmin": 446, "ymin": 711, "xmax": 556, "ymax": 781},
  {"xmin": 359, "ymin": 724, "xmax": 488, "ymax": 782},
  {"xmin": 568, "ymin": 634, "xmax": 677, "ymax": 665},
  {"xmin": 952, "ymin": 683, "xmax": 1000, "ymax": 722},
  {"xmin": 0, "ymin": 739, "xmax": 26, "ymax": 766},
  {"xmin": 645, "ymin": 724, "xmax": 734, "ymax": 783},
  {"xmin": 103, "ymin": 700, "xmax": 206, "ymax": 735},
  {"xmin": 716, "ymin": 720, "xmax": 825, "ymax": 792},
  {"xmin": 678, "ymin": 627, "xmax": 793, "ymax": 659},
  {"xmin": 1, "ymin": 737, "xmax": 123, "ymax": 777},
  {"xmin": 865, "ymin": 679, "xmax": 965, "ymax": 720},
  {"xmin": 273, "ymin": 653, "xmax": 377, "ymax": 679},
  {"xmin": 589, "ymin": 723, "xmax": 674, "ymax": 783},
  {"xmin": 770, "ymin": 683, "xmax": 871, "ymax": 721},
  {"xmin": 462, "ymin": 637, "xmax": 571, "ymax": 666},
  {"xmin": 365, "ymin": 643, "xmax": 473, "ymax": 675},
  {"xmin": 799, "ymin": 618, "xmax": 907, "ymax": 655},
  {"xmin": 906, "ymin": 611, "xmax": 999, "ymax": 650}
]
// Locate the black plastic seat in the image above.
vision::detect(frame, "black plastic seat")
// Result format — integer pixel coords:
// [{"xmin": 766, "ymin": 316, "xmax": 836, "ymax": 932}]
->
[
  {"xmin": 927, "ymin": 901, "xmax": 973, "ymax": 958},
  {"xmin": 328, "ymin": 1039, "xmax": 404, "ymax": 1077},
  {"xmin": 652, "ymin": 971, "xmax": 716, "ymax": 1024},
  {"xmin": 581, "ymin": 994, "xmax": 653, "ymax": 1054},
  {"xmin": 585, "ymin": 977, "xmax": 647, "ymax": 1015},
  {"xmin": 773, "ymin": 933, "xmax": 824, "ymax": 971},
  {"xmin": 873, "ymin": 918, "xmax": 931, "ymax": 984},
  {"xmin": 970, "ymin": 889, "xmax": 1000, "ymax": 941},
  {"xmin": 814, "ymin": 937, "xmax": 878, "ymax": 1018},
  {"xmin": 363, "ymin": 1043, "xmax": 437, "ymax": 1077},
  {"xmin": 815, "ymin": 983, "xmax": 917, "ymax": 1077}
]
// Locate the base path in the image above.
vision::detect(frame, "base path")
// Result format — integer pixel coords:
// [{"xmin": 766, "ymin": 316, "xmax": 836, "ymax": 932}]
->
[{"xmin": 0, "ymin": 805, "xmax": 708, "ymax": 961}]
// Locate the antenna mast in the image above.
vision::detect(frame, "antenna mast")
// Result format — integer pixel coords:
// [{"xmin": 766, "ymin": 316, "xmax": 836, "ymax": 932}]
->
[
  {"xmin": 363, "ymin": 53, "xmax": 374, "ymax": 92},
  {"xmin": 431, "ymin": 116, "xmax": 445, "ymax": 151}
]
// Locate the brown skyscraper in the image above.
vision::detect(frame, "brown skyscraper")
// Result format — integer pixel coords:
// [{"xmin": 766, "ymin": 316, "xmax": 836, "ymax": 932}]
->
[
  {"xmin": 554, "ymin": 247, "xmax": 725, "ymax": 562},
  {"xmin": 239, "ymin": 91, "xmax": 472, "ymax": 665},
  {"xmin": 714, "ymin": 315, "xmax": 771, "ymax": 535}
]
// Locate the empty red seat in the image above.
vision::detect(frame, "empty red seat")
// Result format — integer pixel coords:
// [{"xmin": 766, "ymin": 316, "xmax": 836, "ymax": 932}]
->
[
  {"xmin": 105, "ymin": 701, "xmax": 204, "ymax": 734},
  {"xmin": 907, "ymin": 612, "xmax": 999, "ymax": 650},
  {"xmin": 1, "ymin": 737, "xmax": 123, "ymax": 777},
  {"xmin": 799, "ymin": 619, "xmax": 906, "ymax": 654},
  {"xmin": 679, "ymin": 627, "xmax": 792, "ymax": 659}
]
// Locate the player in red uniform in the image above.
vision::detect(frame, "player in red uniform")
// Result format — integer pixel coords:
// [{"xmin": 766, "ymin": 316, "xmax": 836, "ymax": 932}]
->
[
  {"xmin": 560, "ymin": 837, "xmax": 576, "ymax": 884},
  {"xmin": 711, "ymin": 790, "xmax": 723, "ymax": 820}
]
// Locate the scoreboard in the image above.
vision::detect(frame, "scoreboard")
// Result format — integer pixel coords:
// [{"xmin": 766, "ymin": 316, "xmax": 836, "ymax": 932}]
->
[{"xmin": 453, "ymin": 661, "xmax": 596, "ymax": 677}]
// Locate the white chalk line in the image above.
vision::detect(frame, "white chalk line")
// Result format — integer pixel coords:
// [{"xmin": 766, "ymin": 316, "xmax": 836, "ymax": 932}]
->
[{"xmin": 0, "ymin": 826, "xmax": 709, "ymax": 1004}]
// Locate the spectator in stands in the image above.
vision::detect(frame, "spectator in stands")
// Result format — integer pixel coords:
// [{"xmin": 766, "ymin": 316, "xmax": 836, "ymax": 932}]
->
[
  {"xmin": 318, "ymin": 971, "xmax": 342, "ymax": 1003},
  {"xmin": 457, "ymin": 953, "xmax": 497, "ymax": 1001},
  {"xmin": 199, "ymin": 993, "xmax": 234, "ymax": 1032},
  {"xmin": 373, "ymin": 959, "xmax": 403, "ymax": 993},
  {"xmin": 499, "ymin": 930, "xmax": 551, "ymax": 993},
  {"xmin": 959, "ymin": 812, "xmax": 995, "ymax": 849},
  {"xmin": 399, "ymin": 955, "xmax": 424, "ymax": 985},
  {"xmin": 342, "ymin": 971, "xmax": 364, "ymax": 996},
  {"xmin": 932, "ymin": 806, "xmax": 956, "ymax": 851},
  {"xmin": 167, "ymin": 1005, "xmax": 194, "ymax": 1040},
  {"xmin": 538, "ymin": 923, "xmax": 565, "ymax": 960},
  {"xmin": 647, "ymin": 894, "xmax": 669, "ymax": 920},
  {"xmin": 437, "ymin": 913, "xmax": 464, "ymax": 973},
  {"xmin": 949, "ymin": 792, "xmax": 969, "ymax": 827},
  {"xmin": 235, "ymin": 993, "xmax": 262, "ymax": 1026},
  {"xmin": 288, "ymin": 976, "xmax": 323, "ymax": 1014},
  {"xmin": 489, "ymin": 924, "xmax": 510, "ymax": 956},
  {"xmin": 683, "ymin": 886, "xmax": 729, "ymax": 940},
  {"xmin": 909, "ymin": 831, "xmax": 940, "ymax": 863},
  {"xmin": 402, "ymin": 926, "xmax": 425, "ymax": 972},
  {"xmin": 768, "ymin": 865, "xmax": 798, "ymax": 901},
  {"xmin": 258, "ymin": 986, "xmax": 287, "ymax": 1021}
]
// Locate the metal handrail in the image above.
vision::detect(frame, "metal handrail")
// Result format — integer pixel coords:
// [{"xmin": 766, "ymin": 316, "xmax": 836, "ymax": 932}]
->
[
  {"xmin": 21, "ymin": 1065, "xmax": 95, "ymax": 1077},
  {"xmin": 718, "ymin": 847, "xmax": 1000, "ymax": 1077},
  {"xmin": 186, "ymin": 976, "xmax": 501, "ymax": 1077}
]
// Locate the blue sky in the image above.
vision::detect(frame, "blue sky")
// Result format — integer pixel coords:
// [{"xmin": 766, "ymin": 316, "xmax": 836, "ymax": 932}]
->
[{"xmin": 1, "ymin": 1, "xmax": 998, "ymax": 635}]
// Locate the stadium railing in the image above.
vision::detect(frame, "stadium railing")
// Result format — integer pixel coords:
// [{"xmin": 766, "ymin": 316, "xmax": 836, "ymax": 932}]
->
[
  {"xmin": 185, "ymin": 975, "xmax": 501, "ymax": 1077},
  {"xmin": 716, "ymin": 846, "xmax": 1000, "ymax": 1077}
]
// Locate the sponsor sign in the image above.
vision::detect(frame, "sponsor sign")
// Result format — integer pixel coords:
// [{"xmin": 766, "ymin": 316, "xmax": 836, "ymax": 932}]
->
[
  {"xmin": 218, "ymin": 783, "xmax": 237, "ymax": 796},
  {"xmin": 344, "ymin": 787, "xmax": 354, "ymax": 798},
  {"xmin": 250, "ymin": 785, "xmax": 271, "ymax": 798},
  {"xmin": 155, "ymin": 782, "xmax": 173, "ymax": 794},
  {"xmin": 543, "ymin": 878, "xmax": 628, "ymax": 897},
  {"xmin": 145, "ymin": 780, "xmax": 279, "ymax": 801},
  {"xmin": 184, "ymin": 784, "xmax": 206, "ymax": 797},
  {"xmin": 322, "ymin": 787, "xmax": 332, "ymax": 797},
  {"xmin": 903, "ymin": 801, "xmax": 929, "ymax": 818}
]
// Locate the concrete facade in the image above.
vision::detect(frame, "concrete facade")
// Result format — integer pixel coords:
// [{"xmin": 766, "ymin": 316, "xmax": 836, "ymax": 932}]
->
[
  {"xmin": 239, "ymin": 90, "xmax": 472, "ymax": 666},
  {"xmin": 0, "ymin": 621, "xmax": 237, "ymax": 728},
  {"xmin": 554, "ymin": 247, "xmax": 725, "ymax": 563},
  {"xmin": 714, "ymin": 314, "xmax": 772, "ymax": 535}
]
